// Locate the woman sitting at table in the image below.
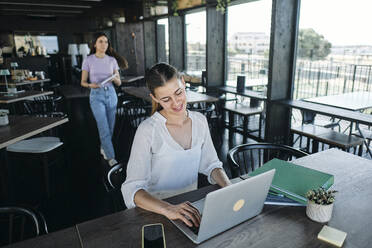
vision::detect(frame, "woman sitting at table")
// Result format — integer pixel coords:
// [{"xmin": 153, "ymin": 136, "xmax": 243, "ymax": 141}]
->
[{"xmin": 121, "ymin": 63, "xmax": 231, "ymax": 227}]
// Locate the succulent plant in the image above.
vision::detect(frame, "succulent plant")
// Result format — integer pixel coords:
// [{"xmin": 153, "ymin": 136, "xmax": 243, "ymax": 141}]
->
[{"xmin": 306, "ymin": 187, "xmax": 337, "ymax": 205}]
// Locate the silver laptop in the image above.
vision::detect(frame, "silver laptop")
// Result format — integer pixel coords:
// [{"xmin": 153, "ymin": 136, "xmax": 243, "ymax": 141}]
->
[{"xmin": 171, "ymin": 169, "xmax": 275, "ymax": 244}]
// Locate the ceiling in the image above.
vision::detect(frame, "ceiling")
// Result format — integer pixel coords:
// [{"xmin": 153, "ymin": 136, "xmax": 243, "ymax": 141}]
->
[{"xmin": 0, "ymin": 0, "xmax": 143, "ymax": 20}]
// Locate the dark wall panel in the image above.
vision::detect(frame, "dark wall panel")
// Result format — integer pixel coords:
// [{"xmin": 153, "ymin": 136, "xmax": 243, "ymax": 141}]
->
[
  {"xmin": 206, "ymin": 6, "xmax": 226, "ymax": 88},
  {"xmin": 168, "ymin": 16, "xmax": 184, "ymax": 71},
  {"xmin": 143, "ymin": 21, "xmax": 157, "ymax": 70},
  {"xmin": 265, "ymin": 0, "xmax": 300, "ymax": 144},
  {"xmin": 115, "ymin": 23, "xmax": 145, "ymax": 76}
]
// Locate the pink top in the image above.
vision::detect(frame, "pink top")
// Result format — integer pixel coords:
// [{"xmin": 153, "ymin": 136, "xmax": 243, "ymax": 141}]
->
[{"xmin": 82, "ymin": 54, "xmax": 119, "ymax": 86}]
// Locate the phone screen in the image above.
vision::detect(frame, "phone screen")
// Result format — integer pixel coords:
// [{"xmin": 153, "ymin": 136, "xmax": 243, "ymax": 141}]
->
[{"xmin": 143, "ymin": 224, "xmax": 165, "ymax": 248}]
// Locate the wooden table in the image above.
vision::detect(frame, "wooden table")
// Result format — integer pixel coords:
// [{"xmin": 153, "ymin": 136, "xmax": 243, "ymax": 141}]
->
[
  {"xmin": 73, "ymin": 149, "xmax": 372, "ymax": 248},
  {"xmin": 304, "ymin": 91, "xmax": 372, "ymax": 111},
  {"xmin": 0, "ymin": 91, "xmax": 53, "ymax": 104},
  {"xmin": 218, "ymin": 86, "xmax": 267, "ymax": 101},
  {"xmin": 6, "ymin": 149, "xmax": 372, "ymax": 247},
  {"xmin": 0, "ymin": 79, "xmax": 51, "ymax": 87},
  {"xmin": 4, "ymin": 226, "xmax": 82, "ymax": 248},
  {"xmin": 278, "ymin": 99, "xmax": 372, "ymax": 156},
  {"xmin": 121, "ymin": 75, "xmax": 144, "ymax": 83},
  {"xmin": 0, "ymin": 115, "xmax": 68, "ymax": 150},
  {"xmin": 123, "ymin": 86, "xmax": 219, "ymax": 104}
]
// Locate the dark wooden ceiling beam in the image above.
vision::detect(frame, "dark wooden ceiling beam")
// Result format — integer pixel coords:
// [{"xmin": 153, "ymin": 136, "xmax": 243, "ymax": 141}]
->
[
  {"xmin": 0, "ymin": 5, "xmax": 91, "ymax": 11},
  {"xmin": 0, "ymin": 0, "xmax": 100, "ymax": 8}
]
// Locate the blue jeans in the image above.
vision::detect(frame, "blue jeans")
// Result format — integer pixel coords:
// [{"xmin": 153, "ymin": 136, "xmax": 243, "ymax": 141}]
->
[{"xmin": 90, "ymin": 86, "xmax": 118, "ymax": 160}]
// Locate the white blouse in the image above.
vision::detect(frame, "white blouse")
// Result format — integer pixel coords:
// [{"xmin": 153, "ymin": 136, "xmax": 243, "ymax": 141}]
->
[{"xmin": 121, "ymin": 111, "xmax": 223, "ymax": 209}]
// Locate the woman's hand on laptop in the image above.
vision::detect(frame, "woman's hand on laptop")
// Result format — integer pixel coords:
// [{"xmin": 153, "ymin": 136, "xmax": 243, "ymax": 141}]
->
[{"xmin": 163, "ymin": 202, "xmax": 201, "ymax": 227}]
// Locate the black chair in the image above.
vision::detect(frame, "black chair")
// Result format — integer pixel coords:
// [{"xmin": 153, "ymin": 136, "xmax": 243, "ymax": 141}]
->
[
  {"xmin": 228, "ymin": 143, "xmax": 309, "ymax": 178},
  {"xmin": 302, "ymin": 110, "xmax": 341, "ymax": 132},
  {"xmin": 0, "ymin": 206, "xmax": 48, "ymax": 246},
  {"xmin": 103, "ymin": 163, "xmax": 127, "ymax": 212}
]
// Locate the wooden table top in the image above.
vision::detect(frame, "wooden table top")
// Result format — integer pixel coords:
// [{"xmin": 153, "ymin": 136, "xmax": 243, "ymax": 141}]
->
[
  {"xmin": 4, "ymin": 226, "xmax": 82, "ymax": 248},
  {"xmin": 0, "ymin": 115, "xmax": 69, "ymax": 149},
  {"xmin": 304, "ymin": 91, "xmax": 372, "ymax": 111},
  {"xmin": 123, "ymin": 86, "xmax": 219, "ymax": 104},
  {"xmin": 218, "ymin": 86, "xmax": 267, "ymax": 100},
  {"xmin": 278, "ymin": 99, "xmax": 372, "ymax": 126},
  {"xmin": 120, "ymin": 75, "xmax": 144, "ymax": 83},
  {"xmin": 0, "ymin": 91, "xmax": 53, "ymax": 104},
  {"xmin": 58, "ymin": 85, "xmax": 90, "ymax": 100},
  {"xmin": 73, "ymin": 149, "xmax": 372, "ymax": 248},
  {"xmin": 0, "ymin": 79, "xmax": 51, "ymax": 87}
]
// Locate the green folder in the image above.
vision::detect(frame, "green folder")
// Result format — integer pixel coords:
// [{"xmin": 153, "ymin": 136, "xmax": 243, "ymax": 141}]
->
[{"xmin": 248, "ymin": 158, "xmax": 334, "ymax": 205}]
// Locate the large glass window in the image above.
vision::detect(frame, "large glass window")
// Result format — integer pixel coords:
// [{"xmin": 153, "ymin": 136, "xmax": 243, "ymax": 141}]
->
[
  {"xmin": 185, "ymin": 11, "xmax": 206, "ymax": 74},
  {"xmin": 14, "ymin": 34, "xmax": 59, "ymax": 55},
  {"xmin": 157, "ymin": 18, "xmax": 169, "ymax": 63},
  {"xmin": 226, "ymin": 0, "xmax": 272, "ymax": 89},
  {"xmin": 294, "ymin": 0, "xmax": 372, "ymax": 99}
]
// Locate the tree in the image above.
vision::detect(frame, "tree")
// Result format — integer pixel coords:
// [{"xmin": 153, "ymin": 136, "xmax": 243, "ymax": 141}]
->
[{"xmin": 298, "ymin": 28, "xmax": 332, "ymax": 60}]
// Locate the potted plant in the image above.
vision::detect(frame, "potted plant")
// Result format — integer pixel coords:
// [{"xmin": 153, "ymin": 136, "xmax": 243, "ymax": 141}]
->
[{"xmin": 305, "ymin": 187, "xmax": 337, "ymax": 223}]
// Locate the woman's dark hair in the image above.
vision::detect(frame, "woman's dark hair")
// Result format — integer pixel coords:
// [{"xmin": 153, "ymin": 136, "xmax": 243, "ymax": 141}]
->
[
  {"xmin": 90, "ymin": 32, "xmax": 128, "ymax": 70},
  {"xmin": 146, "ymin": 63, "xmax": 179, "ymax": 115}
]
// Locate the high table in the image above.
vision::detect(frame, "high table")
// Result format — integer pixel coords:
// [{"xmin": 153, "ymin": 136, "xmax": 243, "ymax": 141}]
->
[
  {"xmin": 0, "ymin": 79, "xmax": 51, "ymax": 87},
  {"xmin": 6, "ymin": 149, "xmax": 372, "ymax": 247},
  {"xmin": 304, "ymin": 91, "xmax": 372, "ymax": 112},
  {"xmin": 0, "ymin": 115, "xmax": 69, "ymax": 201},
  {"xmin": 0, "ymin": 91, "xmax": 53, "ymax": 104},
  {"xmin": 121, "ymin": 75, "xmax": 144, "ymax": 84},
  {"xmin": 218, "ymin": 86, "xmax": 267, "ymax": 101},
  {"xmin": 123, "ymin": 86, "xmax": 219, "ymax": 104},
  {"xmin": 278, "ymin": 99, "xmax": 372, "ymax": 157}
]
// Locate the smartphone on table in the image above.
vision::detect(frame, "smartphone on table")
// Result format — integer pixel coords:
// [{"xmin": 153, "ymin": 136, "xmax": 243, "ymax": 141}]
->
[{"xmin": 142, "ymin": 223, "xmax": 166, "ymax": 248}]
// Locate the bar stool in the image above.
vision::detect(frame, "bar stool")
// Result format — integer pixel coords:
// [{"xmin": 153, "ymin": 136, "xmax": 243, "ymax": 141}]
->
[{"xmin": 6, "ymin": 137, "xmax": 64, "ymax": 198}]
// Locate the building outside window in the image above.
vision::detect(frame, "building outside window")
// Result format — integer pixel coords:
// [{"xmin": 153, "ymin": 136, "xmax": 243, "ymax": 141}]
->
[
  {"xmin": 226, "ymin": 0, "xmax": 272, "ymax": 89},
  {"xmin": 157, "ymin": 18, "xmax": 169, "ymax": 63},
  {"xmin": 294, "ymin": 0, "xmax": 372, "ymax": 99},
  {"xmin": 185, "ymin": 10, "xmax": 206, "ymax": 75}
]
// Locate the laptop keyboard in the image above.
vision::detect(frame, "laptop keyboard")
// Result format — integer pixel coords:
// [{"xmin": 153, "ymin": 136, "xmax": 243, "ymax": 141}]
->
[
  {"xmin": 185, "ymin": 213, "xmax": 203, "ymax": 235},
  {"xmin": 187, "ymin": 225, "xmax": 200, "ymax": 235}
]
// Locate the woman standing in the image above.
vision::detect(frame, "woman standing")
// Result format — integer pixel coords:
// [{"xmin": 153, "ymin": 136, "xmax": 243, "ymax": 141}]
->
[
  {"xmin": 81, "ymin": 32, "xmax": 128, "ymax": 167},
  {"xmin": 122, "ymin": 63, "xmax": 231, "ymax": 228}
]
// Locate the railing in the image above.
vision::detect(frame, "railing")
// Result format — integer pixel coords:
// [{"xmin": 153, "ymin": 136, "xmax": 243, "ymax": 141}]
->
[
  {"xmin": 294, "ymin": 60, "xmax": 372, "ymax": 99},
  {"xmin": 186, "ymin": 54, "xmax": 372, "ymax": 99}
]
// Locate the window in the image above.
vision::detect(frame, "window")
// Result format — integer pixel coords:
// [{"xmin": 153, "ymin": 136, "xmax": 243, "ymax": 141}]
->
[
  {"xmin": 14, "ymin": 34, "xmax": 59, "ymax": 54},
  {"xmin": 185, "ymin": 10, "xmax": 206, "ymax": 74},
  {"xmin": 294, "ymin": 0, "xmax": 372, "ymax": 99},
  {"xmin": 157, "ymin": 18, "xmax": 169, "ymax": 63},
  {"xmin": 226, "ymin": 0, "xmax": 272, "ymax": 89}
]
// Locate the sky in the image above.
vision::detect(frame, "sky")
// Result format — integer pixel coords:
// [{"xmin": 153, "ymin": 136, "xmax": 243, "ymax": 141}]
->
[{"xmin": 177, "ymin": 0, "xmax": 372, "ymax": 46}]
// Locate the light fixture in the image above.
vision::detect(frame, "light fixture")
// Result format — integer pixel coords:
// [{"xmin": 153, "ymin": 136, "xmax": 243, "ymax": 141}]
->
[
  {"xmin": 78, "ymin": 44, "xmax": 90, "ymax": 61},
  {"xmin": 68, "ymin": 44, "xmax": 79, "ymax": 67}
]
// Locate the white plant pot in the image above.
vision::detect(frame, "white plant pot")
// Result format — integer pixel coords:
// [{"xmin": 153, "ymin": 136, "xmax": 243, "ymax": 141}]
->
[
  {"xmin": 306, "ymin": 200, "xmax": 334, "ymax": 223},
  {"xmin": 0, "ymin": 115, "xmax": 9, "ymax": 126}
]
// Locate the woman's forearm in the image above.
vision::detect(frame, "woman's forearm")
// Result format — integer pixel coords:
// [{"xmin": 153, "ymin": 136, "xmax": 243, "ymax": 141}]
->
[
  {"xmin": 134, "ymin": 189, "xmax": 171, "ymax": 216},
  {"xmin": 81, "ymin": 81, "xmax": 90, "ymax": 88},
  {"xmin": 211, "ymin": 168, "xmax": 232, "ymax": 188}
]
